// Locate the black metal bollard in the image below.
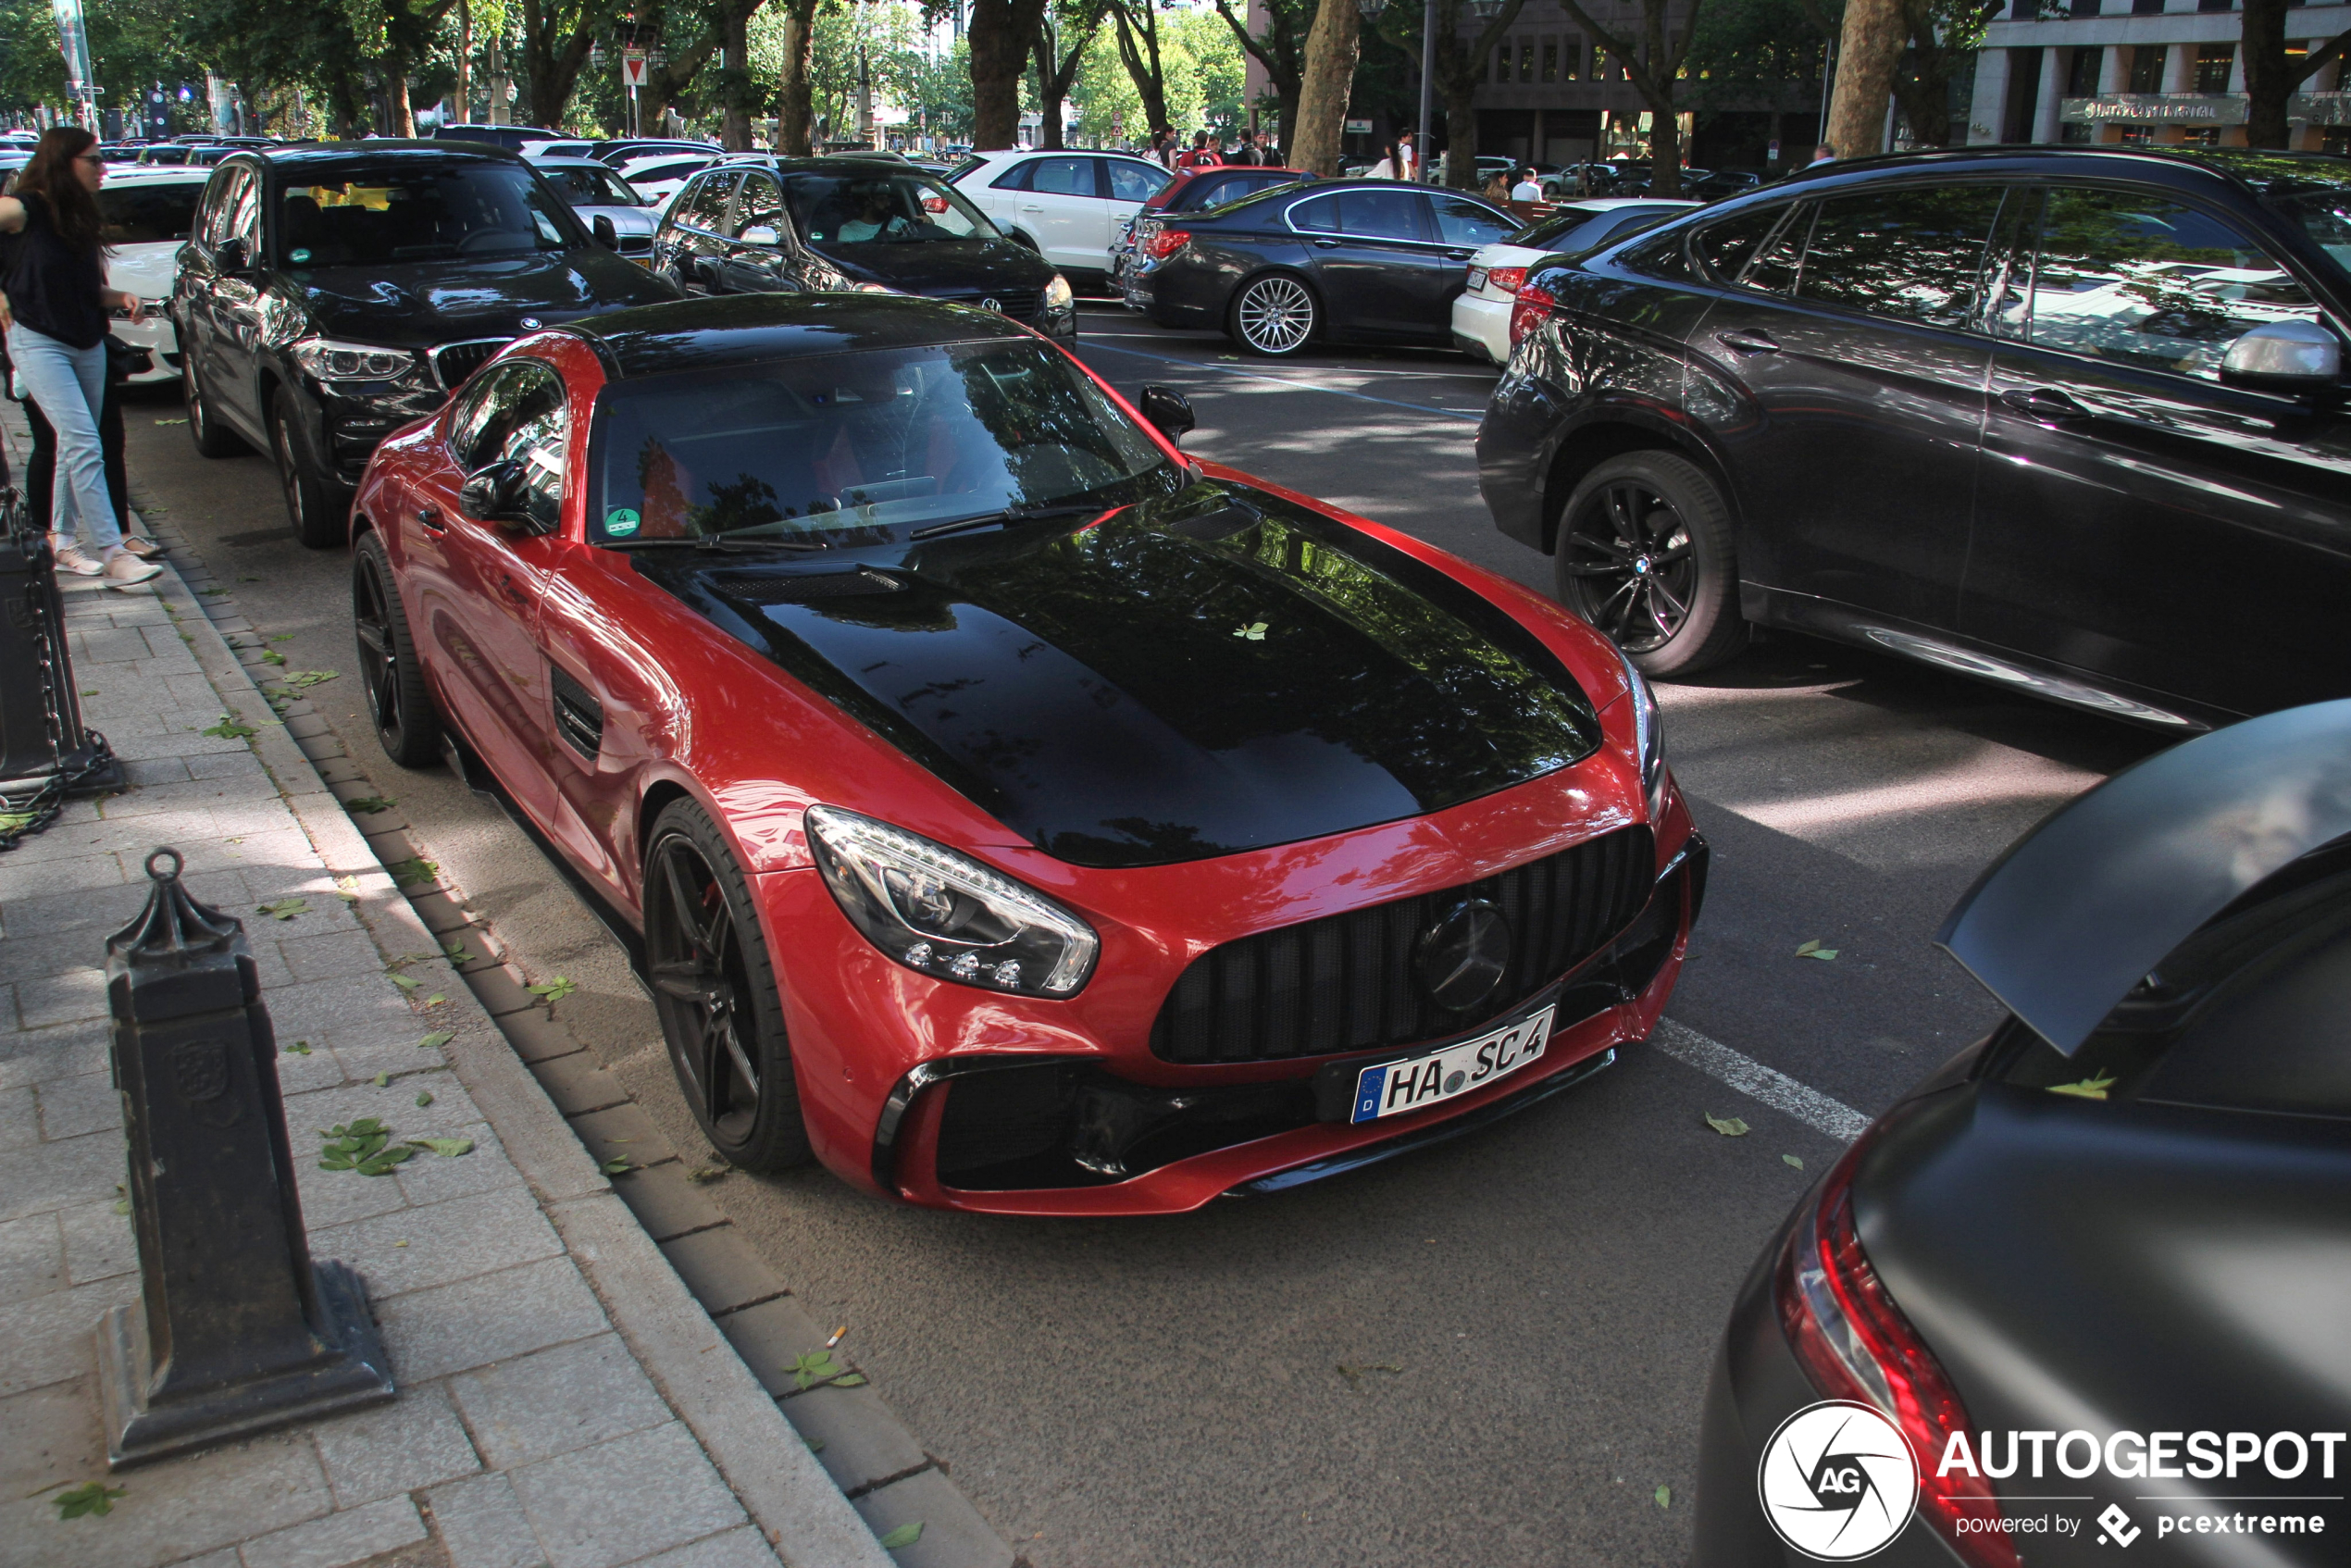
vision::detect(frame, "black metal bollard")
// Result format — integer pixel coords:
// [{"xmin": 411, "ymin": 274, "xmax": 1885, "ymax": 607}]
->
[
  {"xmin": 0, "ymin": 484, "xmax": 122, "ymax": 835},
  {"xmin": 97, "ymin": 848, "xmax": 394, "ymax": 1467}
]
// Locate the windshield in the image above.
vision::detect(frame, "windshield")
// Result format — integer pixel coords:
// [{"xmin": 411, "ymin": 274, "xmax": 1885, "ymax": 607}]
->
[
  {"xmin": 2267, "ymin": 182, "xmax": 2351, "ymax": 276},
  {"xmin": 539, "ymin": 165, "xmax": 643, "ymax": 207},
  {"xmin": 279, "ymin": 163, "xmax": 577, "ymax": 266},
  {"xmin": 781, "ymin": 170, "xmax": 1000, "ymax": 246},
  {"xmin": 590, "ymin": 339, "xmax": 1179, "ymax": 546},
  {"xmin": 100, "ymin": 181, "xmax": 203, "ymax": 243}
]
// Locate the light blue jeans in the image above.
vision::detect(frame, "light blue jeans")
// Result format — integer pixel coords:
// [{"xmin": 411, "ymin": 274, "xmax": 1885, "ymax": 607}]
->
[{"xmin": 6, "ymin": 324, "xmax": 120, "ymax": 554}]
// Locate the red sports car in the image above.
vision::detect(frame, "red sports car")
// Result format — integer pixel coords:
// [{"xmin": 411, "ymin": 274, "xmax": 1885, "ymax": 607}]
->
[{"xmin": 348, "ymin": 292, "xmax": 1706, "ymax": 1214}]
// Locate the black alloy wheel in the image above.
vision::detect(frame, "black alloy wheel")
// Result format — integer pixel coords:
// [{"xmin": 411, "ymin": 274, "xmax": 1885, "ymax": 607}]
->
[
  {"xmin": 351, "ymin": 530, "xmax": 443, "ymax": 767},
  {"xmin": 1554, "ymin": 450, "xmax": 1748, "ymax": 677},
  {"xmin": 1229, "ymin": 273, "xmax": 1318, "ymax": 356},
  {"xmin": 271, "ymin": 386, "xmax": 345, "ymax": 549},
  {"xmin": 644, "ymin": 799, "xmax": 813, "ymax": 1172},
  {"xmin": 183, "ymin": 355, "xmax": 246, "ymax": 457}
]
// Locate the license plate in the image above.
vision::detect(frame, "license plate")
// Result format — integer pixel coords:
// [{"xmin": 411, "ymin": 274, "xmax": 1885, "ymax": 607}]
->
[
  {"xmin": 1349, "ymin": 1006, "xmax": 1554, "ymax": 1124},
  {"xmin": 1467, "ymin": 267, "xmax": 1487, "ymax": 291}
]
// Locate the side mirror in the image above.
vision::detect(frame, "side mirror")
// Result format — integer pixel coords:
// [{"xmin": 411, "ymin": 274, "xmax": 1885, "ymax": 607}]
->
[
  {"xmin": 738, "ymin": 224, "xmax": 780, "ymax": 247},
  {"xmin": 1138, "ymin": 383, "xmax": 1194, "ymax": 448},
  {"xmin": 458, "ymin": 460, "xmax": 540, "ymax": 529},
  {"xmin": 2220, "ymin": 319, "xmax": 2342, "ymax": 397},
  {"xmin": 591, "ymin": 213, "xmax": 619, "ymax": 250},
  {"xmin": 215, "ymin": 236, "xmax": 251, "ymax": 274}
]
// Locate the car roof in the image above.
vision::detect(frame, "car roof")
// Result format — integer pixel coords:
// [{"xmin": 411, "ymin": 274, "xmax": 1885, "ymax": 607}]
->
[
  {"xmin": 532, "ymin": 156, "xmax": 615, "ymax": 170},
  {"xmin": 238, "ymin": 139, "xmax": 528, "ymax": 169},
  {"xmin": 99, "ymin": 166, "xmax": 215, "ymax": 186},
  {"xmin": 1773, "ymin": 143, "xmax": 2350, "ymax": 200},
  {"xmin": 560, "ymin": 292, "xmax": 1037, "ymax": 379},
  {"xmin": 1556, "ymin": 197, "xmax": 1697, "ymax": 211}
]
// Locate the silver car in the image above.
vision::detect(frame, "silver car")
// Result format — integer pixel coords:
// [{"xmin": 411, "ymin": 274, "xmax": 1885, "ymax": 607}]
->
[{"xmin": 529, "ymin": 156, "xmax": 660, "ymax": 263}]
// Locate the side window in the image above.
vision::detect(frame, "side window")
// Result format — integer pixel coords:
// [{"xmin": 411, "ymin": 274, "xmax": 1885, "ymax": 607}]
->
[
  {"xmin": 495, "ymin": 366, "xmax": 570, "ymax": 530},
  {"xmin": 1432, "ymin": 196, "xmax": 1516, "ymax": 246},
  {"xmin": 1027, "ymin": 157, "xmax": 1096, "ymax": 198},
  {"xmin": 226, "ymin": 168, "xmax": 263, "ymax": 254},
  {"xmin": 447, "ymin": 366, "xmax": 516, "ymax": 473},
  {"xmin": 1104, "ymin": 159, "xmax": 1168, "ymax": 203},
  {"xmin": 2019, "ymin": 187, "xmax": 2322, "ymax": 381},
  {"xmin": 731, "ymin": 172, "xmax": 786, "ymax": 240},
  {"xmin": 1288, "ymin": 193, "xmax": 1339, "ymax": 233},
  {"xmin": 1796, "ymin": 184, "xmax": 2009, "ymax": 329},
  {"xmin": 677, "ymin": 172, "xmax": 739, "ymax": 233},
  {"xmin": 201, "ymin": 165, "xmax": 251, "ymax": 251},
  {"xmin": 1694, "ymin": 204, "xmax": 1794, "ymax": 285},
  {"xmin": 988, "ymin": 160, "xmax": 1034, "ymax": 192},
  {"xmin": 1335, "ymin": 189, "xmax": 1428, "ymax": 242},
  {"xmin": 1742, "ymin": 205, "xmax": 1814, "ymax": 295}
]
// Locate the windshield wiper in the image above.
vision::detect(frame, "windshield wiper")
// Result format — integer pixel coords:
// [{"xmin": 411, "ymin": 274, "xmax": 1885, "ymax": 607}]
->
[
  {"xmin": 605, "ymin": 535, "xmax": 828, "ymax": 554},
  {"xmin": 909, "ymin": 504, "xmax": 1107, "ymax": 541}
]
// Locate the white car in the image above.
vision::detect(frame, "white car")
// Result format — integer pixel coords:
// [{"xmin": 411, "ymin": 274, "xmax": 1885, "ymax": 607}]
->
[
  {"xmin": 616, "ymin": 152, "xmax": 720, "ymax": 215},
  {"xmin": 950, "ymin": 149, "xmax": 1172, "ymax": 283},
  {"xmin": 96, "ymin": 166, "xmax": 212, "ymax": 383},
  {"xmin": 1449, "ymin": 198, "xmax": 1698, "ymax": 363},
  {"xmin": 532, "ymin": 156, "xmax": 661, "ymax": 263}
]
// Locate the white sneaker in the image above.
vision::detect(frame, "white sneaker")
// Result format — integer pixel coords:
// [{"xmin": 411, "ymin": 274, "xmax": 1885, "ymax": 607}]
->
[
  {"xmin": 118, "ymin": 535, "xmax": 163, "ymax": 559},
  {"xmin": 53, "ymin": 542, "xmax": 104, "ymax": 576},
  {"xmin": 101, "ymin": 551, "xmax": 162, "ymax": 589}
]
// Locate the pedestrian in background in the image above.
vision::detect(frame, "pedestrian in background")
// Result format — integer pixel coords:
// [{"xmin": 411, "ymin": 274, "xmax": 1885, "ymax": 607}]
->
[
  {"xmin": 1482, "ymin": 167, "xmax": 1513, "ymax": 204},
  {"xmin": 1367, "ymin": 139, "xmax": 1404, "ymax": 180},
  {"xmin": 1232, "ymin": 128, "xmax": 1262, "ymax": 166},
  {"xmin": 1511, "ymin": 167, "xmax": 1544, "ymax": 202},
  {"xmin": 1180, "ymin": 131, "xmax": 1223, "ymax": 170},
  {"xmin": 1809, "ymin": 143, "xmax": 1835, "ymax": 166},
  {"xmin": 0, "ymin": 127, "xmax": 157, "ymax": 586}
]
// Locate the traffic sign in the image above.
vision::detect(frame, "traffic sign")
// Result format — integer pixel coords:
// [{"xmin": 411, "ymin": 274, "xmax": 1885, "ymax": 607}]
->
[{"xmin": 621, "ymin": 50, "xmax": 648, "ymax": 88}]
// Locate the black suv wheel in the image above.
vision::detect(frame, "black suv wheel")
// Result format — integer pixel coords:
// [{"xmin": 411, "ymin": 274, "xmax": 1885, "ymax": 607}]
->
[
  {"xmin": 272, "ymin": 387, "xmax": 347, "ymax": 550},
  {"xmin": 1554, "ymin": 451, "xmax": 1748, "ymax": 677}
]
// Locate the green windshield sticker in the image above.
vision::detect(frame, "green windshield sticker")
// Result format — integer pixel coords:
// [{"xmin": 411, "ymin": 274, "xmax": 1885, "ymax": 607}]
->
[
  {"xmin": 604, "ymin": 507, "xmax": 641, "ymax": 538},
  {"xmin": 289, "ymin": 248, "xmax": 312, "ymax": 263}
]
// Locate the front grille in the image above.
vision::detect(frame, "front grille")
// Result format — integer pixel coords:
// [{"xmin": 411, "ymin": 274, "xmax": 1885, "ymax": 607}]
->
[
  {"xmin": 939, "ymin": 287, "xmax": 1041, "ymax": 323},
  {"xmin": 1150, "ymin": 826, "xmax": 1655, "ymax": 1064},
  {"xmin": 431, "ymin": 338, "xmax": 513, "ymax": 392},
  {"xmin": 619, "ymin": 234, "xmax": 653, "ymax": 254}
]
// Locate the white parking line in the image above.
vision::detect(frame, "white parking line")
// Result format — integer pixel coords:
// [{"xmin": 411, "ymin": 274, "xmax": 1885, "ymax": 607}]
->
[
  {"xmin": 1649, "ymin": 1018, "xmax": 1874, "ymax": 1142},
  {"xmin": 1080, "ymin": 340, "xmax": 1486, "ymax": 424}
]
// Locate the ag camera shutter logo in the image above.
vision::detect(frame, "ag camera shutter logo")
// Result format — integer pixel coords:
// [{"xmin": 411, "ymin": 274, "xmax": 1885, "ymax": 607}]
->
[{"xmin": 1758, "ymin": 1400, "xmax": 1921, "ymax": 1560}]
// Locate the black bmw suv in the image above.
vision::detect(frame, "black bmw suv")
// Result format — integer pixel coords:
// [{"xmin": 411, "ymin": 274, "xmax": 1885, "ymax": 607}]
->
[
  {"xmin": 174, "ymin": 141, "xmax": 678, "ymax": 546},
  {"xmin": 1478, "ymin": 147, "xmax": 2351, "ymax": 730}
]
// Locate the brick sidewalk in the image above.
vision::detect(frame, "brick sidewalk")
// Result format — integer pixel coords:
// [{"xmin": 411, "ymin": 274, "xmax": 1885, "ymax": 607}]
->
[{"xmin": 0, "ymin": 534, "xmax": 891, "ymax": 1559}]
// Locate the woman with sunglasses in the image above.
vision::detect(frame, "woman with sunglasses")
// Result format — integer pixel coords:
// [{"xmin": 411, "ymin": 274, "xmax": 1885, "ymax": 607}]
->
[{"xmin": 0, "ymin": 127, "xmax": 159, "ymax": 586}]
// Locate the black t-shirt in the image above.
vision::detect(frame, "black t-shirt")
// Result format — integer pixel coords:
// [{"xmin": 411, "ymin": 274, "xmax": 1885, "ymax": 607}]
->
[{"xmin": 3, "ymin": 193, "xmax": 107, "ymax": 350}]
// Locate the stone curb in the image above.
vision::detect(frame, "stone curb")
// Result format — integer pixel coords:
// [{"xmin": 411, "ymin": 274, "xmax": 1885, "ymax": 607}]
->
[{"xmin": 136, "ymin": 543, "xmax": 901, "ymax": 1568}]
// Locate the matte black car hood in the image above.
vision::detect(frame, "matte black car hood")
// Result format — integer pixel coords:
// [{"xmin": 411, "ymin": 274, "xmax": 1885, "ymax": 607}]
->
[
  {"xmin": 291, "ymin": 246, "xmax": 678, "ymax": 349},
  {"xmin": 632, "ymin": 482, "xmax": 1603, "ymax": 867},
  {"xmin": 806, "ymin": 237, "xmax": 1054, "ymax": 297}
]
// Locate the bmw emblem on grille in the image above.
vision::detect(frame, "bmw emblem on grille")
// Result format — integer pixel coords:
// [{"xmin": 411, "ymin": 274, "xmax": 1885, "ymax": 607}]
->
[
  {"xmin": 980, "ymin": 298, "xmax": 1002, "ymax": 313},
  {"xmin": 1416, "ymin": 899, "xmax": 1511, "ymax": 1013},
  {"xmin": 519, "ymin": 317, "xmax": 541, "ymax": 330}
]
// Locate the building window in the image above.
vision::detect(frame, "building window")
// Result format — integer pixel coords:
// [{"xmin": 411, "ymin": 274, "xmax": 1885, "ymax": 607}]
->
[
  {"xmin": 2196, "ymin": 0, "xmax": 2234, "ymax": 12},
  {"xmin": 2069, "ymin": 0, "xmax": 2100, "ymax": 15},
  {"xmin": 1521, "ymin": 36, "xmax": 1536, "ymax": 82},
  {"xmin": 2131, "ymin": 0, "xmax": 2162, "ymax": 12},
  {"xmin": 1592, "ymin": 44, "xmax": 1610, "ymax": 80},
  {"xmin": 2195, "ymin": 44, "xmax": 2234, "ymax": 91},
  {"xmin": 2067, "ymin": 46, "xmax": 2103, "ymax": 97},
  {"xmin": 1563, "ymin": 36, "xmax": 1582, "ymax": 78},
  {"xmin": 2128, "ymin": 45, "xmax": 2166, "ymax": 92},
  {"xmin": 1541, "ymin": 40, "xmax": 1559, "ymax": 82},
  {"xmin": 1494, "ymin": 41, "xmax": 1511, "ymax": 82}
]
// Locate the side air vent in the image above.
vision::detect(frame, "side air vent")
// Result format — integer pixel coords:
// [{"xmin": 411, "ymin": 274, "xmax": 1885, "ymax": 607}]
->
[
  {"xmin": 712, "ymin": 569, "xmax": 907, "ymax": 605},
  {"xmin": 549, "ymin": 665, "xmax": 603, "ymax": 760}
]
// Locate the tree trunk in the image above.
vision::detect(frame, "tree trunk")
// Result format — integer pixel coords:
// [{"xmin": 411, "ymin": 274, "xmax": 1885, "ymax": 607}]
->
[
  {"xmin": 1442, "ymin": 76, "xmax": 1478, "ymax": 186},
  {"xmin": 720, "ymin": 1, "xmax": 755, "ymax": 150},
  {"xmin": 775, "ymin": 0, "xmax": 818, "ymax": 152},
  {"xmin": 971, "ymin": 0, "xmax": 1051, "ymax": 148},
  {"xmin": 1644, "ymin": 88, "xmax": 1681, "ymax": 193},
  {"xmin": 1112, "ymin": 6, "xmax": 1171, "ymax": 136},
  {"xmin": 456, "ymin": 0, "xmax": 472, "ymax": 120},
  {"xmin": 1291, "ymin": 0, "xmax": 1361, "ymax": 176},
  {"xmin": 389, "ymin": 54, "xmax": 417, "ymax": 136},
  {"xmin": 1826, "ymin": 0, "xmax": 1904, "ymax": 156},
  {"xmin": 2242, "ymin": 0, "xmax": 2292, "ymax": 148},
  {"xmin": 1036, "ymin": 28, "xmax": 1064, "ymax": 146}
]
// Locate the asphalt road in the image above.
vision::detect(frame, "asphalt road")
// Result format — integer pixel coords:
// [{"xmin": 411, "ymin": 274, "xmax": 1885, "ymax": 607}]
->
[{"xmin": 117, "ymin": 305, "xmax": 2166, "ymax": 1568}]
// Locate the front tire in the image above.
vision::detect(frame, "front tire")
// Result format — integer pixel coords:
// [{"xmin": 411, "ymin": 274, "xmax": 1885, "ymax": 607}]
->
[
  {"xmin": 352, "ymin": 530, "xmax": 443, "ymax": 768},
  {"xmin": 1228, "ymin": 273, "xmax": 1318, "ymax": 356},
  {"xmin": 644, "ymin": 800, "xmax": 814, "ymax": 1173},
  {"xmin": 1554, "ymin": 451, "xmax": 1748, "ymax": 678},
  {"xmin": 183, "ymin": 356, "xmax": 247, "ymax": 457},
  {"xmin": 272, "ymin": 387, "xmax": 346, "ymax": 549}
]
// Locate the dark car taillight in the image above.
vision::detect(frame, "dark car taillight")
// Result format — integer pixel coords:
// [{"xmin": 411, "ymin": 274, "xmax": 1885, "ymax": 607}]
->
[
  {"xmin": 1144, "ymin": 226, "xmax": 1191, "ymax": 262},
  {"xmin": 1508, "ymin": 282, "xmax": 1555, "ymax": 350},
  {"xmin": 1486, "ymin": 264, "xmax": 1527, "ymax": 294},
  {"xmin": 1775, "ymin": 1141, "xmax": 2019, "ymax": 1568}
]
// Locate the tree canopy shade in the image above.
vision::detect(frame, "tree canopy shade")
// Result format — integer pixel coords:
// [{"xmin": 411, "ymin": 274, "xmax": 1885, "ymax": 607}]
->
[
  {"xmin": 1556, "ymin": 0, "xmax": 1707, "ymax": 195},
  {"xmin": 1375, "ymin": 0, "xmax": 1528, "ymax": 187}
]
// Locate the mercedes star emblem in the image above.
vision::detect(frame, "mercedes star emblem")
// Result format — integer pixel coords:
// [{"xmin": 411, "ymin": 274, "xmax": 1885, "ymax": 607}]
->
[{"xmin": 1416, "ymin": 899, "xmax": 1512, "ymax": 1013}]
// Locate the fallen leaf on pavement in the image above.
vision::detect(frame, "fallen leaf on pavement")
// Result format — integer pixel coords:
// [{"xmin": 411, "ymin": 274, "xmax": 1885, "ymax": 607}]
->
[
  {"xmin": 1794, "ymin": 939, "xmax": 1839, "ymax": 961},
  {"xmin": 1704, "ymin": 1113, "xmax": 1750, "ymax": 1137},
  {"xmin": 417, "ymin": 1031, "xmax": 454, "ymax": 1051},
  {"xmin": 415, "ymin": 1091, "xmax": 433, "ymax": 1107},
  {"xmin": 346, "ymin": 796, "xmax": 396, "ymax": 815},
  {"xmin": 877, "ymin": 1523, "xmax": 924, "ymax": 1549},
  {"xmin": 1783, "ymin": 1154, "xmax": 1804, "ymax": 1169},
  {"xmin": 406, "ymin": 1137, "xmax": 474, "ymax": 1158},
  {"xmin": 1655, "ymin": 1485, "xmax": 1672, "ymax": 1509},
  {"xmin": 52, "ymin": 1481, "xmax": 127, "ymax": 1520}
]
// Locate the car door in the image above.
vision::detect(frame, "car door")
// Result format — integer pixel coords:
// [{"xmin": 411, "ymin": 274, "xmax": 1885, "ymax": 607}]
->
[
  {"xmin": 1002, "ymin": 156, "xmax": 1101, "ymax": 271},
  {"xmin": 403, "ymin": 360, "xmax": 568, "ymax": 821},
  {"xmin": 1965, "ymin": 183, "xmax": 2351, "ymax": 716},
  {"xmin": 187, "ymin": 162, "xmax": 266, "ymax": 435},
  {"xmin": 661, "ymin": 169, "xmax": 740, "ymax": 293},
  {"xmin": 715, "ymin": 169, "xmax": 800, "ymax": 294},
  {"xmin": 1688, "ymin": 181, "xmax": 2009, "ymax": 631},
  {"xmin": 1300, "ymin": 188, "xmax": 1448, "ymax": 340}
]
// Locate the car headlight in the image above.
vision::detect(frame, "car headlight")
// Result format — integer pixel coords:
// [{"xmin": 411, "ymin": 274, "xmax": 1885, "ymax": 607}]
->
[
  {"xmin": 1043, "ymin": 274, "xmax": 1074, "ymax": 312},
  {"xmin": 1619, "ymin": 648, "xmax": 1667, "ymax": 817},
  {"xmin": 291, "ymin": 338, "xmax": 419, "ymax": 382},
  {"xmin": 805, "ymin": 804, "xmax": 1099, "ymax": 997}
]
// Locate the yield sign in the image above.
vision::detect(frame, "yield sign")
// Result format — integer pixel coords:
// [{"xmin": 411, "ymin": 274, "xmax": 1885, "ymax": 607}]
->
[{"xmin": 621, "ymin": 50, "xmax": 648, "ymax": 88}]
